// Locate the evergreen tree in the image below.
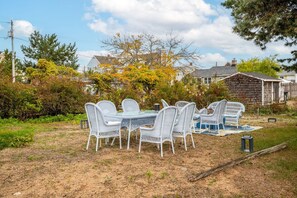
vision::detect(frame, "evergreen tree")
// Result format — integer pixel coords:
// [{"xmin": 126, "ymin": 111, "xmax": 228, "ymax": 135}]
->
[{"xmin": 21, "ymin": 31, "xmax": 79, "ymax": 69}]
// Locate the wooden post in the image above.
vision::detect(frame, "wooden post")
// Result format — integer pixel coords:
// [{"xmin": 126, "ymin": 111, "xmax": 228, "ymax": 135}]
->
[{"xmin": 188, "ymin": 142, "xmax": 287, "ymax": 182}]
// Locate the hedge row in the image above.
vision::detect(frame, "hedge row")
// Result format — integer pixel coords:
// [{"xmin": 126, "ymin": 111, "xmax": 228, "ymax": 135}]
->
[{"xmin": 0, "ymin": 77, "xmax": 94, "ymax": 119}]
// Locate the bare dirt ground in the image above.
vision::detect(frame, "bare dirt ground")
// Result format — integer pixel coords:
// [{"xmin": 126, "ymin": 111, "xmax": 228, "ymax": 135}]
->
[{"xmin": 0, "ymin": 115, "xmax": 296, "ymax": 198}]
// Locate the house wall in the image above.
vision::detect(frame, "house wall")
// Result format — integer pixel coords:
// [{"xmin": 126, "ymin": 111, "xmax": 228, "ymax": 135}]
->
[
  {"xmin": 282, "ymin": 83, "xmax": 297, "ymax": 99},
  {"xmin": 223, "ymin": 74, "xmax": 262, "ymax": 105},
  {"xmin": 263, "ymin": 82, "xmax": 272, "ymax": 105},
  {"xmin": 86, "ymin": 57, "xmax": 99, "ymax": 71}
]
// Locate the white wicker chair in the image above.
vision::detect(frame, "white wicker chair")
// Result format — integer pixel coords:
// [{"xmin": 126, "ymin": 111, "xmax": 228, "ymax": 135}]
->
[
  {"xmin": 161, "ymin": 99, "xmax": 169, "ymax": 108},
  {"xmin": 139, "ymin": 106, "xmax": 178, "ymax": 157},
  {"xmin": 200, "ymin": 99, "xmax": 227, "ymax": 133},
  {"xmin": 172, "ymin": 102, "xmax": 196, "ymax": 151},
  {"xmin": 97, "ymin": 100, "xmax": 117, "ymax": 115},
  {"xmin": 122, "ymin": 98, "xmax": 140, "ymax": 113},
  {"xmin": 207, "ymin": 101, "xmax": 245, "ymax": 128},
  {"xmin": 85, "ymin": 103, "xmax": 122, "ymax": 152},
  {"xmin": 175, "ymin": 101, "xmax": 189, "ymax": 110}
]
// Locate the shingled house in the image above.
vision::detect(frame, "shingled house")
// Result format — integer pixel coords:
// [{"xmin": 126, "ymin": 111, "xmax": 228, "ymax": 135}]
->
[{"xmin": 221, "ymin": 72, "xmax": 282, "ymax": 105}]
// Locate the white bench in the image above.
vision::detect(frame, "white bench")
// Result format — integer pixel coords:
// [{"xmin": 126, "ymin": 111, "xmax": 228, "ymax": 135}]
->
[{"xmin": 208, "ymin": 101, "xmax": 245, "ymax": 128}]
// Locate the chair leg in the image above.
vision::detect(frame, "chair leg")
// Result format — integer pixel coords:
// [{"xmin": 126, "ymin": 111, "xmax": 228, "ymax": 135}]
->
[
  {"xmin": 171, "ymin": 141, "xmax": 175, "ymax": 154},
  {"xmin": 86, "ymin": 135, "xmax": 91, "ymax": 150},
  {"xmin": 127, "ymin": 130, "xmax": 131, "ymax": 150},
  {"xmin": 160, "ymin": 143, "xmax": 163, "ymax": 157},
  {"xmin": 184, "ymin": 136, "xmax": 187, "ymax": 151},
  {"xmin": 138, "ymin": 139, "xmax": 142, "ymax": 153},
  {"xmin": 111, "ymin": 137, "xmax": 115, "ymax": 145},
  {"xmin": 191, "ymin": 134, "xmax": 195, "ymax": 148},
  {"xmin": 119, "ymin": 130, "xmax": 122, "ymax": 149},
  {"xmin": 96, "ymin": 138, "xmax": 99, "ymax": 152}
]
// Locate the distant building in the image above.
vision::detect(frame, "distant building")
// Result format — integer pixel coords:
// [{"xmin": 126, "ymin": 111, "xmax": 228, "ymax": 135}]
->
[
  {"xmin": 279, "ymin": 70, "xmax": 297, "ymax": 83},
  {"xmin": 175, "ymin": 63, "xmax": 196, "ymax": 81},
  {"xmin": 191, "ymin": 59, "xmax": 237, "ymax": 84},
  {"xmin": 86, "ymin": 55, "xmax": 117, "ymax": 72}
]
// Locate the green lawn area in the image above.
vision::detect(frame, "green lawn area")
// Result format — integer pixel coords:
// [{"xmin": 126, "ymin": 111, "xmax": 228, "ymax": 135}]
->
[{"xmin": 0, "ymin": 114, "xmax": 86, "ymax": 149}]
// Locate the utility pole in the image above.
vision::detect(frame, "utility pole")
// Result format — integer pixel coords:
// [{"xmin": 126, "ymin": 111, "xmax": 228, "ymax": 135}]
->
[{"xmin": 9, "ymin": 20, "xmax": 15, "ymax": 83}]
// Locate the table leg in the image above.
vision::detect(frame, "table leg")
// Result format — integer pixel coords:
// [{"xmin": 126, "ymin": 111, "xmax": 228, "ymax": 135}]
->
[{"xmin": 127, "ymin": 119, "xmax": 131, "ymax": 150}]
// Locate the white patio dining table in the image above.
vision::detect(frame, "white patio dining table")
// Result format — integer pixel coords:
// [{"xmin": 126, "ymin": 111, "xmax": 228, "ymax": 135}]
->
[{"xmin": 105, "ymin": 110, "xmax": 158, "ymax": 149}]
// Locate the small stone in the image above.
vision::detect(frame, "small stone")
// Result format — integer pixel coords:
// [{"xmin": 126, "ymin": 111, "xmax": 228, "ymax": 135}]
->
[
  {"xmin": 13, "ymin": 192, "xmax": 21, "ymax": 196},
  {"xmin": 181, "ymin": 167, "xmax": 187, "ymax": 171}
]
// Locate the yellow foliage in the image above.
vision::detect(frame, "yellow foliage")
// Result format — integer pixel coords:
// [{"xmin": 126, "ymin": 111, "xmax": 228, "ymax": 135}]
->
[{"xmin": 26, "ymin": 59, "xmax": 79, "ymax": 82}]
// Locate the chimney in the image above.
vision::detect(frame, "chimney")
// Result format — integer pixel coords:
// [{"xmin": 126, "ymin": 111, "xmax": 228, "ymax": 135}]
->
[{"xmin": 231, "ymin": 58, "xmax": 237, "ymax": 67}]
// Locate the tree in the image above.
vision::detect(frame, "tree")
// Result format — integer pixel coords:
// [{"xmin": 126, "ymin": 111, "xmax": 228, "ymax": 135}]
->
[
  {"xmin": 21, "ymin": 31, "xmax": 79, "ymax": 69},
  {"xmin": 26, "ymin": 59, "xmax": 79, "ymax": 84},
  {"xmin": 101, "ymin": 33, "xmax": 199, "ymax": 67},
  {"xmin": 236, "ymin": 57, "xmax": 281, "ymax": 78},
  {"xmin": 0, "ymin": 49, "xmax": 22, "ymax": 80},
  {"xmin": 222, "ymin": 0, "xmax": 297, "ymax": 71}
]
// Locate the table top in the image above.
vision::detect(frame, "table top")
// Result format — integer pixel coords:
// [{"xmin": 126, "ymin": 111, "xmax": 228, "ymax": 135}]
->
[{"xmin": 105, "ymin": 110, "xmax": 158, "ymax": 119}]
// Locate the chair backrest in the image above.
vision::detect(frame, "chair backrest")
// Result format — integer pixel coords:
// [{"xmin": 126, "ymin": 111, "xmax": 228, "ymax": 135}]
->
[
  {"xmin": 161, "ymin": 99, "xmax": 169, "ymax": 108},
  {"xmin": 122, "ymin": 99, "xmax": 140, "ymax": 113},
  {"xmin": 153, "ymin": 106, "xmax": 178, "ymax": 140},
  {"xmin": 208, "ymin": 101, "xmax": 245, "ymax": 115},
  {"xmin": 175, "ymin": 101, "xmax": 189, "ymax": 108},
  {"xmin": 96, "ymin": 100, "xmax": 117, "ymax": 115},
  {"xmin": 85, "ymin": 102, "xmax": 107, "ymax": 134},
  {"xmin": 174, "ymin": 102, "xmax": 196, "ymax": 133},
  {"xmin": 212, "ymin": 99, "xmax": 227, "ymax": 123}
]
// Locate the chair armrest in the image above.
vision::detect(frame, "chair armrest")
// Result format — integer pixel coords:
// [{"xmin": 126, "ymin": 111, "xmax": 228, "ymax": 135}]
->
[
  {"xmin": 106, "ymin": 121, "xmax": 122, "ymax": 126},
  {"xmin": 140, "ymin": 126, "xmax": 154, "ymax": 131}
]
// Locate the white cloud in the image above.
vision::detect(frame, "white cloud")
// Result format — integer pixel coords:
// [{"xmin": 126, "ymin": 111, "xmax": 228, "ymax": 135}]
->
[
  {"xmin": 198, "ymin": 53, "xmax": 227, "ymax": 68},
  {"xmin": 0, "ymin": 24, "xmax": 3, "ymax": 31},
  {"xmin": 88, "ymin": 0, "xmax": 217, "ymax": 35},
  {"xmin": 267, "ymin": 43, "xmax": 292, "ymax": 55},
  {"xmin": 86, "ymin": 0, "xmax": 284, "ymax": 60},
  {"xmin": 14, "ymin": 20, "xmax": 34, "ymax": 37}
]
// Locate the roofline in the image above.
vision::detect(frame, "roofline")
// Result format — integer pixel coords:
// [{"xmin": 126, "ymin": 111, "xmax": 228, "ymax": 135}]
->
[{"xmin": 220, "ymin": 72, "xmax": 281, "ymax": 82}]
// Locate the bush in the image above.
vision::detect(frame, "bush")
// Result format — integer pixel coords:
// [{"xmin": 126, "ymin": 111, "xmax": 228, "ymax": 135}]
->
[
  {"xmin": 0, "ymin": 78, "xmax": 42, "ymax": 119},
  {"xmin": 37, "ymin": 77, "xmax": 94, "ymax": 116}
]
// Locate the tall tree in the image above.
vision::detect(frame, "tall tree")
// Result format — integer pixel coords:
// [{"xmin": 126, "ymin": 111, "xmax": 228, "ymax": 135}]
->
[
  {"xmin": 0, "ymin": 49, "xmax": 22, "ymax": 80},
  {"xmin": 101, "ymin": 33, "xmax": 199, "ymax": 68},
  {"xmin": 21, "ymin": 31, "xmax": 79, "ymax": 69},
  {"xmin": 222, "ymin": 0, "xmax": 297, "ymax": 71},
  {"xmin": 237, "ymin": 57, "xmax": 281, "ymax": 78}
]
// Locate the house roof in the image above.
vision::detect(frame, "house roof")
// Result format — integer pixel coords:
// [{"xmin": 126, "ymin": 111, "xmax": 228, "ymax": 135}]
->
[
  {"xmin": 279, "ymin": 70, "xmax": 297, "ymax": 76},
  {"xmin": 191, "ymin": 66, "xmax": 237, "ymax": 78},
  {"xmin": 94, "ymin": 55, "xmax": 117, "ymax": 64},
  {"xmin": 222, "ymin": 72, "xmax": 282, "ymax": 82}
]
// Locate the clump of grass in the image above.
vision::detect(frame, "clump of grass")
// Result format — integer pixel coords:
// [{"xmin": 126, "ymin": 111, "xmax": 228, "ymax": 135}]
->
[
  {"xmin": 27, "ymin": 113, "xmax": 86, "ymax": 124},
  {"xmin": 145, "ymin": 170, "xmax": 153, "ymax": 182},
  {"xmin": 160, "ymin": 171, "xmax": 169, "ymax": 179},
  {"xmin": 0, "ymin": 127, "xmax": 34, "ymax": 149}
]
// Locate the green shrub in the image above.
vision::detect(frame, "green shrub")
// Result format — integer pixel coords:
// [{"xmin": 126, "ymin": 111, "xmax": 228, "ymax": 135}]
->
[
  {"xmin": 0, "ymin": 78, "xmax": 42, "ymax": 119},
  {"xmin": 37, "ymin": 77, "xmax": 94, "ymax": 116}
]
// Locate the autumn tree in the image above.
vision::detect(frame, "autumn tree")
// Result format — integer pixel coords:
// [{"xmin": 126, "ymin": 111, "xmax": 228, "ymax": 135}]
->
[
  {"xmin": 21, "ymin": 31, "xmax": 79, "ymax": 69},
  {"xmin": 26, "ymin": 59, "xmax": 79, "ymax": 84},
  {"xmin": 222, "ymin": 0, "xmax": 297, "ymax": 71},
  {"xmin": 101, "ymin": 33, "xmax": 199, "ymax": 67},
  {"xmin": 236, "ymin": 57, "xmax": 281, "ymax": 78}
]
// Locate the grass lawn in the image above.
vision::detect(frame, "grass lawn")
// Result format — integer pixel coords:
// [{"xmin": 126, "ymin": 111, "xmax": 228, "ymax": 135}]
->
[{"xmin": 0, "ymin": 113, "xmax": 296, "ymax": 197}]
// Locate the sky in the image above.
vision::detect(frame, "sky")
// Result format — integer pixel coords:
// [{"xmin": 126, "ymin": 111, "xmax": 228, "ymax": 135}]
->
[{"xmin": 0, "ymin": 0, "xmax": 293, "ymax": 71}]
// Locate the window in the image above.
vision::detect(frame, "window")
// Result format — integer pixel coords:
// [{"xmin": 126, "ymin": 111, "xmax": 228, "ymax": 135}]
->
[{"xmin": 204, "ymin": 77, "xmax": 211, "ymax": 84}]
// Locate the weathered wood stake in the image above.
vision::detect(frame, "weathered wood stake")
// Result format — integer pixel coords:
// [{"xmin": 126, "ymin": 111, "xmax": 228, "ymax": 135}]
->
[{"xmin": 188, "ymin": 142, "xmax": 287, "ymax": 182}]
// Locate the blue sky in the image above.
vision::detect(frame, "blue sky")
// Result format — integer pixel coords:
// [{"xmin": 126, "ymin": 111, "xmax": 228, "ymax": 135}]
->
[{"xmin": 0, "ymin": 0, "xmax": 292, "ymax": 70}]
